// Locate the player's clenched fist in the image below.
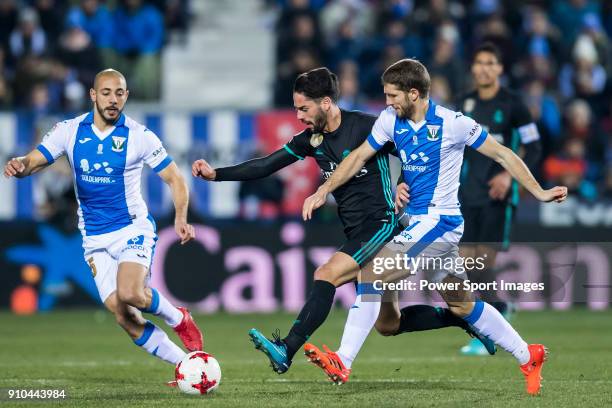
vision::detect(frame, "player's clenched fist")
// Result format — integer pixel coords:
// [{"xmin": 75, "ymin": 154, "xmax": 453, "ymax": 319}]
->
[
  {"xmin": 175, "ymin": 220, "xmax": 196, "ymax": 245},
  {"xmin": 3, "ymin": 157, "xmax": 25, "ymax": 178},
  {"xmin": 192, "ymin": 159, "xmax": 216, "ymax": 181}
]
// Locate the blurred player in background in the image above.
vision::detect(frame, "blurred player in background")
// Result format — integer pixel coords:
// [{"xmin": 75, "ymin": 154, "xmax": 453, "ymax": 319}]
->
[
  {"xmin": 302, "ymin": 58, "xmax": 566, "ymax": 394},
  {"xmin": 395, "ymin": 42, "xmax": 544, "ymax": 355},
  {"xmin": 3, "ymin": 69, "xmax": 203, "ymax": 380},
  {"xmin": 193, "ymin": 67, "xmax": 492, "ymax": 377},
  {"xmin": 457, "ymin": 43, "xmax": 542, "ymax": 355}
]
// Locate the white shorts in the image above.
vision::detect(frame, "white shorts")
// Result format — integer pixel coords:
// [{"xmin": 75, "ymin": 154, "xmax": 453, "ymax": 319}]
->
[
  {"xmin": 386, "ymin": 213, "xmax": 465, "ymax": 283},
  {"xmin": 83, "ymin": 216, "xmax": 157, "ymax": 303}
]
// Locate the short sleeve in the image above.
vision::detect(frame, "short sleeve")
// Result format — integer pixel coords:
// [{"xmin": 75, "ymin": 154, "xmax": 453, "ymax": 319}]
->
[
  {"xmin": 453, "ymin": 113, "xmax": 488, "ymax": 149},
  {"xmin": 37, "ymin": 121, "xmax": 70, "ymax": 164},
  {"xmin": 367, "ymin": 108, "xmax": 395, "ymax": 151},
  {"xmin": 283, "ymin": 130, "xmax": 313, "ymax": 160},
  {"xmin": 511, "ymin": 97, "xmax": 540, "ymax": 144},
  {"xmin": 142, "ymin": 128, "xmax": 173, "ymax": 172}
]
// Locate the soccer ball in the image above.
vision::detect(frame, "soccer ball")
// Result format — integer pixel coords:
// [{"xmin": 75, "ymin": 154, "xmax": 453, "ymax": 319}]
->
[{"xmin": 175, "ymin": 351, "xmax": 221, "ymax": 395}]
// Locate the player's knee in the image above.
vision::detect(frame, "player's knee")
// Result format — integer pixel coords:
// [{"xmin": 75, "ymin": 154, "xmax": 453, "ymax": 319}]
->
[
  {"xmin": 448, "ymin": 301, "xmax": 473, "ymax": 318},
  {"xmin": 117, "ymin": 288, "xmax": 146, "ymax": 308},
  {"xmin": 313, "ymin": 264, "xmax": 337, "ymax": 285},
  {"xmin": 374, "ymin": 319, "xmax": 399, "ymax": 337}
]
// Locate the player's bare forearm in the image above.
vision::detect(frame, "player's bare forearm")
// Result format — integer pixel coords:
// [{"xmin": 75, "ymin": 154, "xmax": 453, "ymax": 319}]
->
[
  {"xmin": 496, "ymin": 147, "xmax": 542, "ymax": 197},
  {"xmin": 159, "ymin": 162, "xmax": 195, "ymax": 244},
  {"xmin": 321, "ymin": 142, "xmax": 375, "ymax": 194},
  {"xmin": 159, "ymin": 162, "xmax": 189, "ymax": 222},
  {"xmin": 172, "ymin": 182, "xmax": 189, "ymax": 223},
  {"xmin": 171, "ymin": 179, "xmax": 189, "ymax": 223},
  {"xmin": 476, "ymin": 135, "xmax": 566, "ymax": 202},
  {"xmin": 4, "ymin": 150, "xmax": 50, "ymax": 178}
]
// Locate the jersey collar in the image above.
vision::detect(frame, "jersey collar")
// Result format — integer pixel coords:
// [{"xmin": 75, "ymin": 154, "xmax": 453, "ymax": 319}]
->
[{"xmin": 406, "ymin": 101, "xmax": 436, "ymax": 132}]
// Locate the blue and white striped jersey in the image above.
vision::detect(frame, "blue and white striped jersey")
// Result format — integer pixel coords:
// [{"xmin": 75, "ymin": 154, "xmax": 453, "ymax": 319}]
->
[
  {"xmin": 37, "ymin": 111, "xmax": 172, "ymax": 237},
  {"xmin": 367, "ymin": 101, "xmax": 488, "ymax": 216}
]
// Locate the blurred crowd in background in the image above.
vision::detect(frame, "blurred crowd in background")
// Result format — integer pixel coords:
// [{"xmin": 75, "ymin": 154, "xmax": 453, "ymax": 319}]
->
[
  {"xmin": 0, "ymin": 0, "xmax": 189, "ymax": 109},
  {"xmin": 270, "ymin": 0, "xmax": 612, "ymax": 201},
  {"xmin": 1, "ymin": 0, "xmax": 611, "ymax": 222}
]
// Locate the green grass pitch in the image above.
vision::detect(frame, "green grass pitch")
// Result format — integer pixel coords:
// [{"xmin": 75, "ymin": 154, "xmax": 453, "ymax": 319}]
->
[{"xmin": 0, "ymin": 309, "xmax": 610, "ymax": 407}]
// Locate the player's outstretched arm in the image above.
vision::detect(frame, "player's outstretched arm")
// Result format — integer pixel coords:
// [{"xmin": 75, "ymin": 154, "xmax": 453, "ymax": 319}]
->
[
  {"xmin": 488, "ymin": 142, "xmax": 542, "ymax": 200},
  {"xmin": 158, "ymin": 162, "xmax": 195, "ymax": 245},
  {"xmin": 475, "ymin": 135, "xmax": 567, "ymax": 203},
  {"xmin": 303, "ymin": 141, "xmax": 377, "ymax": 220},
  {"xmin": 3, "ymin": 149, "xmax": 51, "ymax": 179},
  {"xmin": 192, "ymin": 148, "xmax": 298, "ymax": 182}
]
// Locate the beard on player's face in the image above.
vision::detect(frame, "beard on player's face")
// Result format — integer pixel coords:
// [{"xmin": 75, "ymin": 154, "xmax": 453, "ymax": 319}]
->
[
  {"xmin": 385, "ymin": 85, "xmax": 416, "ymax": 120},
  {"xmin": 95, "ymin": 100, "xmax": 123, "ymax": 125},
  {"xmin": 395, "ymin": 98, "xmax": 415, "ymax": 119},
  {"xmin": 311, "ymin": 105, "xmax": 328, "ymax": 133}
]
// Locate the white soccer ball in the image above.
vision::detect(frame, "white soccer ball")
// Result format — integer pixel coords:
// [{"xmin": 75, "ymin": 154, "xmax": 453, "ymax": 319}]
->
[{"xmin": 175, "ymin": 351, "xmax": 221, "ymax": 395}]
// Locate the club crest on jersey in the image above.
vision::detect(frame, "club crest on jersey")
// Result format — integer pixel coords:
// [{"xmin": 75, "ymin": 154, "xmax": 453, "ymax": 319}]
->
[
  {"xmin": 111, "ymin": 136, "xmax": 126, "ymax": 152},
  {"xmin": 426, "ymin": 125, "xmax": 440, "ymax": 141},
  {"xmin": 310, "ymin": 133, "xmax": 324, "ymax": 147}
]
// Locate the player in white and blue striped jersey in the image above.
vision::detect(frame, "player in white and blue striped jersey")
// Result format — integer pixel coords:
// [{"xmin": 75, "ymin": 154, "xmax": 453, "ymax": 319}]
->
[
  {"xmin": 302, "ymin": 59, "xmax": 567, "ymax": 395},
  {"xmin": 3, "ymin": 69, "xmax": 203, "ymax": 377}
]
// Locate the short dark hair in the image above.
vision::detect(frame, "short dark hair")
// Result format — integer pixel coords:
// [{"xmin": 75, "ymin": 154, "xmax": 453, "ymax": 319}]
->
[
  {"xmin": 381, "ymin": 59, "xmax": 430, "ymax": 98},
  {"xmin": 293, "ymin": 67, "xmax": 340, "ymax": 102},
  {"xmin": 472, "ymin": 42, "xmax": 503, "ymax": 65}
]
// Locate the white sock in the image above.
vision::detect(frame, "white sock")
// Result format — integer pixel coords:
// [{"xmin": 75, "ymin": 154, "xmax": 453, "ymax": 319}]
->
[
  {"xmin": 134, "ymin": 321, "xmax": 186, "ymax": 364},
  {"xmin": 142, "ymin": 288, "xmax": 183, "ymax": 327},
  {"xmin": 336, "ymin": 285, "xmax": 382, "ymax": 368},
  {"xmin": 464, "ymin": 300, "xmax": 530, "ymax": 365}
]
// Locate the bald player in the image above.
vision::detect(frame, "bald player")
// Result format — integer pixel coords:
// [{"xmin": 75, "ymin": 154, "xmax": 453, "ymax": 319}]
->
[{"xmin": 4, "ymin": 69, "xmax": 204, "ymax": 381}]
